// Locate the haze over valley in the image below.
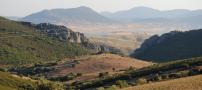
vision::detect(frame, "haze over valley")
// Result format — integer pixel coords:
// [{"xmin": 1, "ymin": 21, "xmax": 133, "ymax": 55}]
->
[
  {"xmin": 1, "ymin": 0, "xmax": 202, "ymax": 90},
  {"xmin": 17, "ymin": 6, "xmax": 202, "ymax": 54}
]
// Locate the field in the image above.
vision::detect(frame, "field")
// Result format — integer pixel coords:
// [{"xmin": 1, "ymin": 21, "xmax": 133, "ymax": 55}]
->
[
  {"xmin": 71, "ymin": 57, "xmax": 202, "ymax": 90},
  {"xmin": 123, "ymin": 75, "xmax": 202, "ymax": 90},
  {"xmin": 48, "ymin": 54, "xmax": 152, "ymax": 82}
]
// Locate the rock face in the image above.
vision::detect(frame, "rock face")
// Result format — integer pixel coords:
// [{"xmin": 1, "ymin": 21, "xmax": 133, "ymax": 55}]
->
[
  {"xmin": 20, "ymin": 22, "xmax": 88, "ymax": 43},
  {"xmin": 130, "ymin": 29, "xmax": 202, "ymax": 62},
  {"xmin": 20, "ymin": 22, "xmax": 122, "ymax": 54}
]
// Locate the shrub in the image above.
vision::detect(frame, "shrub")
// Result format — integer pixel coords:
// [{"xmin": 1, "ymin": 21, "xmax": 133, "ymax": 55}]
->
[
  {"xmin": 106, "ymin": 85, "xmax": 118, "ymax": 90},
  {"xmin": 49, "ymin": 73, "xmax": 78, "ymax": 82},
  {"xmin": 161, "ymin": 74, "xmax": 169, "ymax": 79},
  {"xmin": 115, "ymin": 80, "xmax": 129, "ymax": 88},
  {"xmin": 112, "ymin": 68, "xmax": 116, "ymax": 72},
  {"xmin": 136, "ymin": 78, "xmax": 147, "ymax": 85},
  {"xmin": 96, "ymin": 87, "xmax": 105, "ymax": 90},
  {"xmin": 154, "ymin": 74, "xmax": 162, "ymax": 81},
  {"xmin": 77, "ymin": 73, "xmax": 83, "ymax": 77},
  {"xmin": 179, "ymin": 70, "xmax": 190, "ymax": 77},
  {"xmin": 36, "ymin": 79, "xmax": 65, "ymax": 90},
  {"xmin": 99, "ymin": 72, "xmax": 109, "ymax": 78},
  {"xmin": 0, "ymin": 68, "xmax": 7, "ymax": 72}
]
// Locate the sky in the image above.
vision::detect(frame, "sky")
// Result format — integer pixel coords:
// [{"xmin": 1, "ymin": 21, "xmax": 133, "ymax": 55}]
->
[{"xmin": 0, "ymin": 0, "xmax": 202, "ymax": 17}]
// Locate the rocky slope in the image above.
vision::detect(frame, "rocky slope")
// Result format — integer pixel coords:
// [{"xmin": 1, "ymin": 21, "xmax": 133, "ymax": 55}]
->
[
  {"xmin": 20, "ymin": 21, "xmax": 122, "ymax": 54},
  {"xmin": 0, "ymin": 16, "xmax": 89, "ymax": 65},
  {"xmin": 131, "ymin": 29, "xmax": 202, "ymax": 62}
]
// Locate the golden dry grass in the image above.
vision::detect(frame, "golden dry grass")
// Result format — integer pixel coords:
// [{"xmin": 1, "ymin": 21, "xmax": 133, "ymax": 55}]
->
[
  {"xmin": 50, "ymin": 54, "xmax": 151, "ymax": 75},
  {"xmin": 48, "ymin": 54, "xmax": 152, "ymax": 82},
  {"xmin": 123, "ymin": 75, "xmax": 202, "ymax": 90}
]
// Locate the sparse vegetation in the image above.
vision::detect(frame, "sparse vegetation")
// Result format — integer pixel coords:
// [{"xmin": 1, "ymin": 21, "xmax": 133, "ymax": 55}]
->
[
  {"xmin": 124, "ymin": 75, "xmax": 202, "ymax": 90},
  {"xmin": 72, "ymin": 57, "xmax": 202, "ymax": 89},
  {"xmin": 99, "ymin": 72, "xmax": 109, "ymax": 78},
  {"xmin": 0, "ymin": 71, "xmax": 65, "ymax": 90},
  {"xmin": 115, "ymin": 80, "xmax": 129, "ymax": 88},
  {"xmin": 49, "ymin": 73, "xmax": 82, "ymax": 82},
  {"xmin": 136, "ymin": 78, "xmax": 147, "ymax": 85},
  {"xmin": 132, "ymin": 29, "xmax": 202, "ymax": 62},
  {"xmin": 0, "ymin": 17, "xmax": 89, "ymax": 66}
]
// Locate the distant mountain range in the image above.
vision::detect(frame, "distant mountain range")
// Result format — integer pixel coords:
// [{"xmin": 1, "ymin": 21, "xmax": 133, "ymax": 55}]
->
[
  {"xmin": 21, "ymin": 6, "xmax": 115, "ymax": 25},
  {"xmin": 21, "ymin": 6, "xmax": 202, "ymax": 30},
  {"xmin": 131, "ymin": 29, "xmax": 202, "ymax": 62},
  {"xmin": 102, "ymin": 6, "xmax": 202, "ymax": 22}
]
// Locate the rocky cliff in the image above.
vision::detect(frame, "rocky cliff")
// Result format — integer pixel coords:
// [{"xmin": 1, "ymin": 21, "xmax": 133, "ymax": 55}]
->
[{"xmin": 20, "ymin": 22, "xmax": 122, "ymax": 54}]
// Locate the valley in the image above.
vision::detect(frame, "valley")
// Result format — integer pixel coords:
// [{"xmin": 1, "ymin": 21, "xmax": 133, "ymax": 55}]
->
[{"xmin": 1, "ymin": 1, "xmax": 202, "ymax": 90}]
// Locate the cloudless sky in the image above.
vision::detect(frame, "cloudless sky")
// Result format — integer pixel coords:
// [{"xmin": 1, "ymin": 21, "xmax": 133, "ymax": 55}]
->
[{"xmin": 0, "ymin": 0, "xmax": 201, "ymax": 17}]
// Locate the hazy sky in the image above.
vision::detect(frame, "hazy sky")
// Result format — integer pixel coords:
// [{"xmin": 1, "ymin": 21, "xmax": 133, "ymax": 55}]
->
[{"xmin": 0, "ymin": 0, "xmax": 202, "ymax": 17}]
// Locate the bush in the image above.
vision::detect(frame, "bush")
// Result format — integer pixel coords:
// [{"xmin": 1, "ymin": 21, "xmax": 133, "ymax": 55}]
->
[
  {"xmin": 106, "ymin": 85, "xmax": 118, "ymax": 90},
  {"xmin": 99, "ymin": 72, "xmax": 109, "ymax": 78},
  {"xmin": 179, "ymin": 70, "xmax": 190, "ymax": 77},
  {"xmin": 77, "ymin": 73, "xmax": 83, "ymax": 77},
  {"xmin": 115, "ymin": 80, "xmax": 129, "ymax": 88},
  {"xmin": 154, "ymin": 74, "xmax": 162, "ymax": 81},
  {"xmin": 161, "ymin": 74, "xmax": 169, "ymax": 79},
  {"xmin": 136, "ymin": 78, "xmax": 147, "ymax": 85},
  {"xmin": 96, "ymin": 87, "xmax": 105, "ymax": 90},
  {"xmin": 49, "ymin": 73, "xmax": 78, "ymax": 82},
  {"xmin": 36, "ymin": 79, "xmax": 65, "ymax": 90},
  {"xmin": 112, "ymin": 68, "xmax": 116, "ymax": 72},
  {"xmin": 0, "ymin": 68, "xmax": 7, "ymax": 72}
]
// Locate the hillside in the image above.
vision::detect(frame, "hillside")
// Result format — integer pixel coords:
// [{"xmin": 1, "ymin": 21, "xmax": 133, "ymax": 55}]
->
[
  {"xmin": 40, "ymin": 54, "xmax": 151, "ymax": 83},
  {"xmin": 21, "ymin": 6, "xmax": 114, "ymax": 25},
  {"xmin": 0, "ymin": 71, "xmax": 65, "ymax": 90},
  {"xmin": 0, "ymin": 16, "xmax": 89, "ymax": 66},
  {"xmin": 48, "ymin": 54, "xmax": 151, "ymax": 76},
  {"xmin": 71, "ymin": 57, "xmax": 202, "ymax": 89},
  {"xmin": 131, "ymin": 29, "xmax": 202, "ymax": 62},
  {"xmin": 124, "ymin": 75, "xmax": 202, "ymax": 90},
  {"xmin": 0, "ymin": 71, "xmax": 34, "ymax": 90}
]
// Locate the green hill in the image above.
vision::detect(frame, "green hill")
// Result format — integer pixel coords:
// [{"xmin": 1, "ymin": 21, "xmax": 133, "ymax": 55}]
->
[
  {"xmin": 0, "ymin": 16, "xmax": 89, "ymax": 66},
  {"xmin": 131, "ymin": 29, "xmax": 202, "ymax": 62}
]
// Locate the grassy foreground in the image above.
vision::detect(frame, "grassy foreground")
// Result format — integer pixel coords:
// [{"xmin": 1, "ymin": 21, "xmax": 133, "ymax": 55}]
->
[
  {"xmin": 123, "ymin": 75, "xmax": 202, "ymax": 90},
  {"xmin": 0, "ymin": 71, "xmax": 65, "ymax": 90}
]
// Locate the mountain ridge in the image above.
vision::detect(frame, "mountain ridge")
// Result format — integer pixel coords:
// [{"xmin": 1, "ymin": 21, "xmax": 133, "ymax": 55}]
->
[
  {"xmin": 130, "ymin": 29, "xmax": 202, "ymax": 62},
  {"xmin": 21, "ymin": 6, "xmax": 115, "ymax": 25}
]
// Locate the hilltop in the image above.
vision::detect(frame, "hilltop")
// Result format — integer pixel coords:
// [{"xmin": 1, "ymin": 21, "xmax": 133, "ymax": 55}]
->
[
  {"xmin": 131, "ymin": 29, "xmax": 202, "ymax": 62},
  {"xmin": 21, "ymin": 6, "xmax": 115, "ymax": 25}
]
